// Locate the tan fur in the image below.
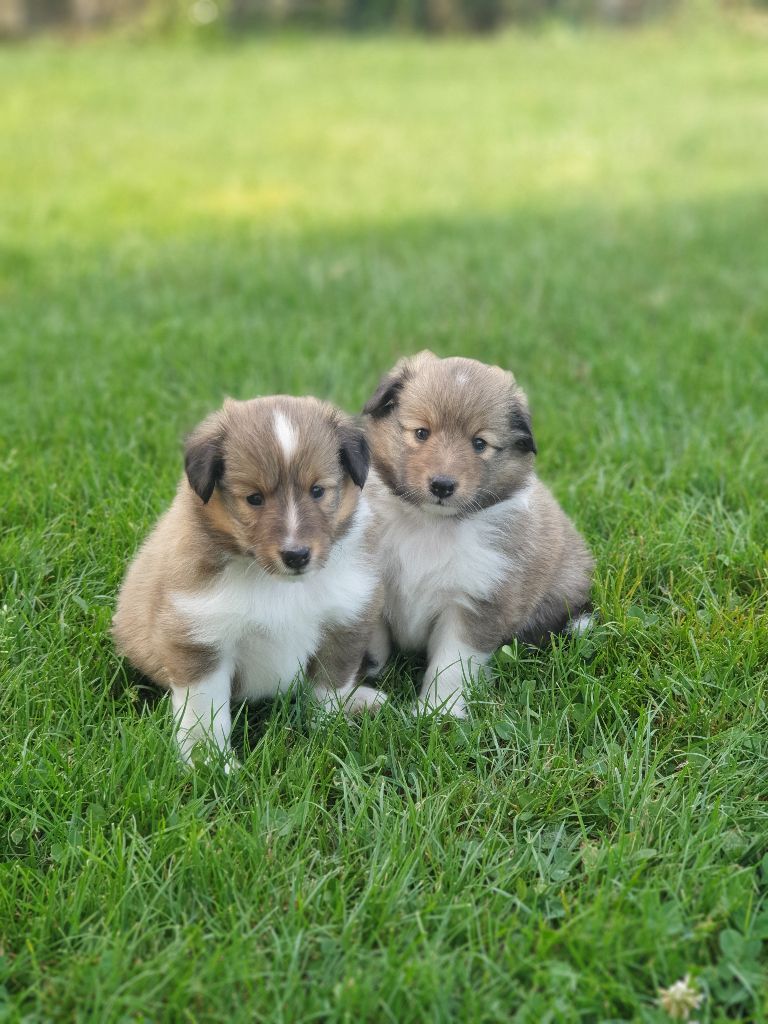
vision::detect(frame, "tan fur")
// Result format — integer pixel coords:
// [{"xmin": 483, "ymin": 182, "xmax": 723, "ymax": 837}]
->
[
  {"xmin": 180, "ymin": 396, "xmax": 362, "ymax": 577},
  {"xmin": 459, "ymin": 480, "xmax": 594, "ymax": 649},
  {"xmin": 364, "ymin": 350, "xmax": 535, "ymax": 514}
]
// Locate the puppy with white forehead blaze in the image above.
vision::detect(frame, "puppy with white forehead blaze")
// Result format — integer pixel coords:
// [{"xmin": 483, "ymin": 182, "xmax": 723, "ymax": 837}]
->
[
  {"xmin": 113, "ymin": 396, "xmax": 386, "ymax": 765},
  {"xmin": 362, "ymin": 351, "xmax": 594, "ymax": 717}
]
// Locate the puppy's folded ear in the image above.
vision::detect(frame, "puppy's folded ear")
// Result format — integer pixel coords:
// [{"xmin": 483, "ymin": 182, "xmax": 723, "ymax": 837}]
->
[
  {"xmin": 362, "ymin": 352, "xmax": 436, "ymax": 418},
  {"xmin": 362, "ymin": 372, "xmax": 404, "ymax": 419},
  {"xmin": 362, "ymin": 354, "xmax": 417, "ymax": 418},
  {"xmin": 510, "ymin": 406, "xmax": 537, "ymax": 455},
  {"xmin": 184, "ymin": 414, "xmax": 225, "ymax": 503},
  {"xmin": 338, "ymin": 422, "xmax": 370, "ymax": 489}
]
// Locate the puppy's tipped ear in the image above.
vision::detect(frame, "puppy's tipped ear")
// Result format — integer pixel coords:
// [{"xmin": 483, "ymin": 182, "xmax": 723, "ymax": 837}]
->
[
  {"xmin": 338, "ymin": 422, "xmax": 370, "ymax": 489},
  {"xmin": 184, "ymin": 415, "xmax": 225, "ymax": 504},
  {"xmin": 510, "ymin": 405, "xmax": 537, "ymax": 455},
  {"xmin": 362, "ymin": 363, "xmax": 411, "ymax": 419}
]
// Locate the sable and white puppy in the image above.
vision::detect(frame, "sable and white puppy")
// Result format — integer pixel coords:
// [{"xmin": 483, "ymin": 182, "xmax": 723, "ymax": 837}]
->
[
  {"xmin": 362, "ymin": 351, "xmax": 594, "ymax": 717},
  {"xmin": 113, "ymin": 396, "xmax": 385, "ymax": 764}
]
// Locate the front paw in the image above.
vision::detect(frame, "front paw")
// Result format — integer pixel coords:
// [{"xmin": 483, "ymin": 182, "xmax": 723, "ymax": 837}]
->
[
  {"xmin": 344, "ymin": 685, "xmax": 388, "ymax": 716},
  {"xmin": 363, "ymin": 619, "xmax": 392, "ymax": 679},
  {"xmin": 315, "ymin": 683, "xmax": 388, "ymax": 717}
]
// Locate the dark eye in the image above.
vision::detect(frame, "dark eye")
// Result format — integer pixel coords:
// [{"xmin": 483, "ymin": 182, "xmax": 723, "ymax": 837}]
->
[
  {"xmin": 472, "ymin": 437, "xmax": 487, "ymax": 453},
  {"xmin": 246, "ymin": 492, "xmax": 264, "ymax": 506},
  {"xmin": 310, "ymin": 484, "xmax": 325, "ymax": 500},
  {"xmin": 415, "ymin": 428, "xmax": 430, "ymax": 442}
]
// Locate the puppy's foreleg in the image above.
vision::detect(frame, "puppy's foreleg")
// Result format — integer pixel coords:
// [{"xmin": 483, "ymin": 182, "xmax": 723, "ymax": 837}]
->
[
  {"xmin": 309, "ymin": 619, "xmax": 388, "ymax": 717},
  {"xmin": 363, "ymin": 616, "xmax": 392, "ymax": 680},
  {"xmin": 170, "ymin": 661, "xmax": 233, "ymax": 765},
  {"xmin": 419, "ymin": 612, "xmax": 490, "ymax": 718}
]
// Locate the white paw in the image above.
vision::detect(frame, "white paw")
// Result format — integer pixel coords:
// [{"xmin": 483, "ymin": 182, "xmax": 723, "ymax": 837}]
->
[
  {"xmin": 316, "ymin": 684, "xmax": 388, "ymax": 717},
  {"xmin": 343, "ymin": 684, "xmax": 388, "ymax": 716},
  {"xmin": 567, "ymin": 611, "xmax": 596, "ymax": 635}
]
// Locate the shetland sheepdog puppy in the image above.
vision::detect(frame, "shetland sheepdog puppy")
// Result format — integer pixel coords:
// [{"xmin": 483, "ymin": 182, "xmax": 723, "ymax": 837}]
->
[
  {"xmin": 113, "ymin": 396, "xmax": 385, "ymax": 764},
  {"xmin": 362, "ymin": 351, "xmax": 594, "ymax": 717}
]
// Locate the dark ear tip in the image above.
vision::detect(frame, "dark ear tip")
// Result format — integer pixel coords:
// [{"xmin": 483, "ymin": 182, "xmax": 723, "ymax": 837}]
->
[
  {"xmin": 362, "ymin": 389, "xmax": 395, "ymax": 418},
  {"xmin": 339, "ymin": 424, "xmax": 370, "ymax": 489},
  {"xmin": 360, "ymin": 435, "xmax": 371, "ymax": 487},
  {"xmin": 362, "ymin": 368, "xmax": 407, "ymax": 418},
  {"xmin": 186, "ymin": 460, "xmax": 215, "ymax": 503},
  {"xmin": 184, "ymin": 423, "xmax": 225, "ymax": 503},
  {"xmin": 510, "ymin": 405, "xmax": 536, "ymax": 456}
]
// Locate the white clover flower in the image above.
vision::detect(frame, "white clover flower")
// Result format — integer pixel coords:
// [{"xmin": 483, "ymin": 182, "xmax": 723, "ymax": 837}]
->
[{"xmin": 657, "ymin": 974, "xmax": 703, "ymax": 1020}]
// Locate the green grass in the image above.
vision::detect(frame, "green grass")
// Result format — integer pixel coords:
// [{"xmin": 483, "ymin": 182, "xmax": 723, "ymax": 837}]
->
[{"xmin": 2, "ymin": 12, "xmax": 768, "ymax": 1022}]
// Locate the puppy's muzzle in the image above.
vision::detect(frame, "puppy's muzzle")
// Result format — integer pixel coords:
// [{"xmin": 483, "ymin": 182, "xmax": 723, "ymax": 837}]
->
[
  {"xmin": 429, "ymin": 476, "xmax": 457, "ymax": 500},
  {"xmin": 280, "ymin": 546, "xmax": 311, "ymax": 571}
]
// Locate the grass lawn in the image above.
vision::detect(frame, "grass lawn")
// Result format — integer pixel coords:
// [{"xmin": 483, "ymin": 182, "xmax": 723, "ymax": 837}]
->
[{"xmin": 2, "ymin": 12, "xmax": 768, "ymax": 1021}]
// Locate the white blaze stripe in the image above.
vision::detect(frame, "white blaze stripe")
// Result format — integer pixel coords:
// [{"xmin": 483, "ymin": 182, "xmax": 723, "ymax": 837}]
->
[
  {"xmin": 274, "ymin": 410, "xmax": 298, "ymax": 460},
  {"xmin": 283, "ymin": 498, "xmax": 299, "ymax": 548}
]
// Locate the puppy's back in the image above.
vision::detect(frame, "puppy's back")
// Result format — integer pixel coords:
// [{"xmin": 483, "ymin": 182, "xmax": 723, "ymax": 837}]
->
[{"xmin": 496, "ymin": 477, "xmax": 593, "ymax": 645}]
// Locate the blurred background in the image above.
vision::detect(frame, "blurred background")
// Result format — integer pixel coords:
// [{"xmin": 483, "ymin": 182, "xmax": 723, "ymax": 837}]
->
[
  {"xmin": 2, "ymin": 0, "xmax": 766, "ymax": 494},
  {"xmin": 0, "ymin": 0, "xmax": 727, "ymax": 36},
  {"xmin": 2, "ymin": 0, "xmax": 767, "ymax": 512}
]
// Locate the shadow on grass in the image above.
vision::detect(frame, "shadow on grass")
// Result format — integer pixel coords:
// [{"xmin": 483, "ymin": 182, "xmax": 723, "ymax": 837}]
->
[{"xmin": 3, "ymin": 190, "xmax": 768, "ymax": 422}]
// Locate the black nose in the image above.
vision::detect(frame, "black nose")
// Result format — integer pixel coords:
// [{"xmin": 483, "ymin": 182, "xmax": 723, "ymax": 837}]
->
[
  {"xmin": 429, "ymin": 476, "xmax": 457, "ymax": 499},
  {"xmin": 280, "ymin": 546, "xmax": 311, "ymax": 570}
]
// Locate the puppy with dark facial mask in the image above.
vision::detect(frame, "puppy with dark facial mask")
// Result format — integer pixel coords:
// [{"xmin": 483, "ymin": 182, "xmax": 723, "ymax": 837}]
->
[
  {"xmin": 362, "ymin": 351, "xmax": 594, "ymax": 717},
  {"xmin": 113, "ymin": 396, "xmax": 385, "ymax": 765}
]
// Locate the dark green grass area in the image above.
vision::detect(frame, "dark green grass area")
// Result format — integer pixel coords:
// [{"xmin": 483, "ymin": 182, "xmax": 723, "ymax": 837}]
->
[{"xmin": 2, "ymin": 17, "xmax": 768, "ymax": 1022}]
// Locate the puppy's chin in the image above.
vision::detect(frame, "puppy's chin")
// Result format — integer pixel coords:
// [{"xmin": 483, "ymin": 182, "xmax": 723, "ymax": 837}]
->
[
  {"xmin": 273, "ymin": 565, "xmax": 314, "ymax": 580},
  {"xmin": 422, "ymin": 502, "xmax": 459, "ymax": 518}
]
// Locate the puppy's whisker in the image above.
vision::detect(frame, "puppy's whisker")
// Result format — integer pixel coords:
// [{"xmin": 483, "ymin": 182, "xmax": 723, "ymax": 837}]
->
[
  {"xmin": 457, "ymin": 500, "xmax": 483, "ymax": 521},
  {"xmin": 476, "ymin": 487, "xmax": 502, "ymax": 503},
  {"xmin": 394, "ymin": 486, "xmax": 424, "ymax": 507}
]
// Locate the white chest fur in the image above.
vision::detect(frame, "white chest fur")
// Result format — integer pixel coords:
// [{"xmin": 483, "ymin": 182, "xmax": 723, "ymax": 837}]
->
[
  {"xmin": 173, "ymin": 504, "xmax": 377, "ymax": 699},
  {"xmin": 376, "ymin": 487, "xmax": 531, "ymax": 651}
]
